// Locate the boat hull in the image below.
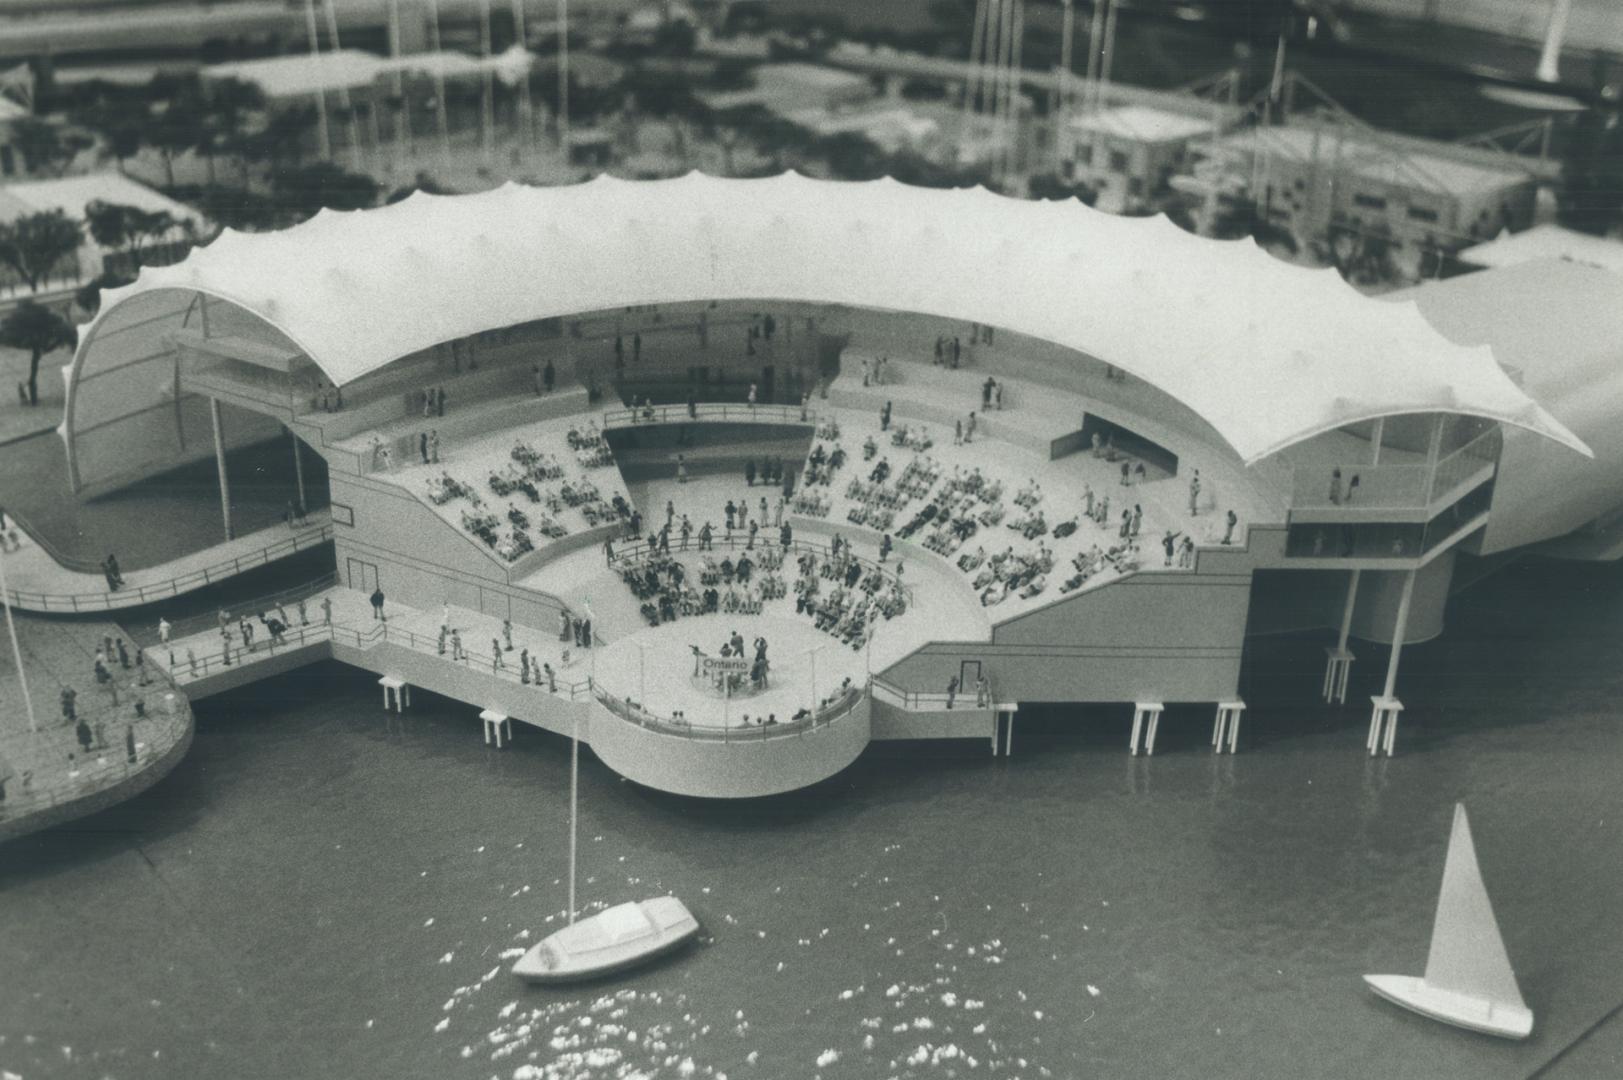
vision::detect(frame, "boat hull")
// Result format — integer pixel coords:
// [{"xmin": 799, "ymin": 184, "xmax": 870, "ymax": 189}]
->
[
  {"xmin": 514, "ymin": 897, "xmax": 700, "ymax": 985},
  {"xmin": 1363, "ymin": 974, "xmax": 1533, "ymax": 1040}
]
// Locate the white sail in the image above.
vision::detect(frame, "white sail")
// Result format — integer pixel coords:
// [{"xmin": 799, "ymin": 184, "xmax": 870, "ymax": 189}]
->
[{"xmin": 1422, "ymin": 804, "xmax": 1526, "ymax": 1012}]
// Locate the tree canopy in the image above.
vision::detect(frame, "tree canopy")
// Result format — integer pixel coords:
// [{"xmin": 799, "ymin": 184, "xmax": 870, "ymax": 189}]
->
[
  {"xmin": 9, "ymin": 117, "xmax": 95, "ymax": 177},
  {"xmin": 271, "ymin": 162, "xmax": 382, "ymax": 222},
  {"xmin": 0, "ymin": 210, "xmax": 84, "ymax": 293},
  {"xmin": 0, "ymin": 300, "xmax": 77, "ymax": 405}
]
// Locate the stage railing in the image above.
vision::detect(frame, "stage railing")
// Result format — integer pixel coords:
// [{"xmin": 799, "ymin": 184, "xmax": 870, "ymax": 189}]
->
[
  {"xmin": 2, "ymin": 524, "xmax": 335, "ymax": 613},
  {"xmin": 602, "ymin": 402, "xmax": 815, "ymax": 429},
  {"xmin": 592, "ymin": 682, "xmax": 865, "ymax": 743}
]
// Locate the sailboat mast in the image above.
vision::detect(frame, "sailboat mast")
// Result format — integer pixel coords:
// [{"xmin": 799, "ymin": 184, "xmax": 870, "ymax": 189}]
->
[
  {"xmin": 1536, "ymin": 0, "xmax": 1572, "ymax": 84},
  {"xmin": 568, "ymin": 708, "xmax": 579, "ymax": 925}
]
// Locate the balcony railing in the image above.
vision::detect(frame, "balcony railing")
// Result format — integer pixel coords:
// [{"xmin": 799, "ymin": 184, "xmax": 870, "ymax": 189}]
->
[
  {"xmin": 1290, "ymin": 463, "xmax": 1431, "ymax": 511},
  {"xmin": 1429, "ymin": 428, "xmax": 1501, "ymax": 502},
  {"xmin": 1289, "ymin": 428, "xmax": 1502, "ymax": 517},
  {"xmin": 602, "ymin": 402, "xmax": 815, "ymax": 428},
  {"xmin": 3, "ymin": 525, "xmax": 335, "ymax": 613},
  {"xmin": 870, "ymin": 676, "xmax": 994, "ymax": 711}
]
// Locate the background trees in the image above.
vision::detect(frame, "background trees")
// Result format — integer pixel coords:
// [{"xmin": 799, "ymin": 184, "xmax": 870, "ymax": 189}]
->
[
  {"xmin": 0, "ymin": 210, "xmax": 83, "ymax": 294},
  {"xmin": 0, "ymin": 301, "xmax": 77, "ymax": 406},
  {"xmin": 9, "ymin": 117, "xmax": 94, "ymax": 177}
]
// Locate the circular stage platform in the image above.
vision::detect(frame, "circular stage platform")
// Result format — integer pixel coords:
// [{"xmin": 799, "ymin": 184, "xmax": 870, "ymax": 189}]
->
[{"xmin": 593, "ymin": 614, "xmax": 871, "ymax": 728}]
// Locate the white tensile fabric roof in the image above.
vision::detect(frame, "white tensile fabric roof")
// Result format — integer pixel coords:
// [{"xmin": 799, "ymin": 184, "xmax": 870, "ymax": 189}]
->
[{"xmin": 78, "ymin": 172, "xmax": 1589, "ymax": 464}]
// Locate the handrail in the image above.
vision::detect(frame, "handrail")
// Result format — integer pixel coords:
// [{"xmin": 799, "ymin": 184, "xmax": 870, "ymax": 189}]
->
[
  {"xmin": 602, "ymin": 402, "xmax": 815, "ymax": 428},
  {"xmin": 165, "ymin": 617, "xmax": 605, "ymax": 702},
  {"xmin": 1289, "ymin": 462, "xmax": 1430, "ymax": 511},
  {"xmin": 592, "ymin": 681, "xmax": 864, "ymax": 742},
  {"xmin": 2, "ymin": 524, "xmax": 334, "ymax": 612},
  {"xmin": 870, "ymin": 675, "xmax": 994, "ymax": 711},
  {"xmin": 1429, "ymin": 428, "xmax": 1501, "ymax": 502},
  {"xmin": 119, "ymin": 572, "xmax": 341, "ymax": 646}
]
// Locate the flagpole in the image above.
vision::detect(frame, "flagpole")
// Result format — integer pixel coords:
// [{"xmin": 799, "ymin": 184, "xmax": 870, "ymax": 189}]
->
[{"xmin": 0, "ymin": 543, "xmax": 37, "ymax": 734}]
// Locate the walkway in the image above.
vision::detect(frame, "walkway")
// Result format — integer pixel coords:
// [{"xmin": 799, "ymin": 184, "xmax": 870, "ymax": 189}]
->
[
  {"xmin": 0, "ymin": 613, "xmax": 193, "ymax": 840},
  {"xmin": 1, "ymin": 513, "xmax": 333, "ymax": 613}
]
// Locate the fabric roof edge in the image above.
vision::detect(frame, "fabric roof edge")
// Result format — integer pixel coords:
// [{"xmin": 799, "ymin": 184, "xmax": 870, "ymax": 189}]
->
[{"xmin": 69, "ymin": 171, "xmax": 1593, "ymax": 465}]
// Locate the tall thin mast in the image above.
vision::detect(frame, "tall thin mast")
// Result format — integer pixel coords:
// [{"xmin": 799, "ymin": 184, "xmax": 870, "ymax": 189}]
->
[
  {"xmin": 303, "ymin": 0, "xmax": 331, "ymax": 159},
  {"xmin": 425, "ymin": 0, "xmax": 453, "ymax": 173},
  {"xmin": 0, "ymin": 544, "xmax": 36, "ymax": 733},
  {"xmin": 557, "ymin": 0, "xmax": 570, "ymax": 158},
  {"xmin": 322, "ymin": 0, "xmax": 364, "ymax": 171},
  {"xmin": 512, "ymin": 0, "xmax": 534, "ymax": 154},
  {"xmin": 568, "ymin": 709, "xmax": 579, "ymax": 924}
]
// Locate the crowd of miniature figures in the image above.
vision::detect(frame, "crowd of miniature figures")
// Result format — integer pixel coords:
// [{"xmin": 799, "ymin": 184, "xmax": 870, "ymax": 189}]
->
[{"xmin": 423, "ymin": 428, "xmax": 629, "ymax": 562}]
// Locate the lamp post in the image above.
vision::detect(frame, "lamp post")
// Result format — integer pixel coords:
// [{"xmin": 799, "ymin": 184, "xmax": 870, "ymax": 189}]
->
[{"xmin": 0, "ymin": 542, "xmax": 37, "ymax": 733}]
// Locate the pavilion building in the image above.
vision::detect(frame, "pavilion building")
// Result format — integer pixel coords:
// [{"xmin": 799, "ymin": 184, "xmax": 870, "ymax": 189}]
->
[{"xmin": 45, "ymin": 173, "xmax": 1608, "ymax": 797}]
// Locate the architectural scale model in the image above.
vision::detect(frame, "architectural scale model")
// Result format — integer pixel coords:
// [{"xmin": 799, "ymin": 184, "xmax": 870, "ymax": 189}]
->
[{"xmin": 27, "ymin": 172, "xmax": 1619, "ymax": 801}]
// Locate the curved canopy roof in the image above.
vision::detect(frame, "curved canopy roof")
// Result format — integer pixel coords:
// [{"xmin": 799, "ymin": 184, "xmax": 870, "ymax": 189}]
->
[{"xmin": 76, "ymin": 172, "xmax": 1589, "ymax": 464}]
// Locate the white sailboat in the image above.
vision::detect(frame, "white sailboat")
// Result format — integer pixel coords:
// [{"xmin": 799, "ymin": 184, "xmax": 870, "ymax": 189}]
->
[
  {"xmin": 512, "ymin": 710, "xmax": 700, "ymax": 984},
  {"xmin": 1364, "ymin": 804, "xmax": 1533, "ymax": 1040}
]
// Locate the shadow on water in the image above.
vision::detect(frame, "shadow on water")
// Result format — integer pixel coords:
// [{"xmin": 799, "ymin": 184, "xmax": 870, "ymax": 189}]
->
[{"xmin": 0, "ymin": 430, "xmax": 327, "ymax": 571}]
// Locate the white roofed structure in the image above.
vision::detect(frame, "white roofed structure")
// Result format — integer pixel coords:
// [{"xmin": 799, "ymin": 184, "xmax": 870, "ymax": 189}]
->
[
  {"xmin": 65, "ymin": 172, "xmax": 1589, "ymax": 487},
  {"xmin": 1457, "ymin": 224, "xmax": 1623, "ymax": 275}
]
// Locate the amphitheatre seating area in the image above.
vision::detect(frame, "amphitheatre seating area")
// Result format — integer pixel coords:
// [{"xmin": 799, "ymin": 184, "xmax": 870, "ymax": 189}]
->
[
  {"xmin": 610, "ymin": 535, "xmax": 910, "ymax": 666},
  {"xmin": 791, "ymin": 404, "xmax": 1218, "ymax": 621},
  {"xmin": 390, "ymin": 417, "xmax": 632, "ymax": 564}
]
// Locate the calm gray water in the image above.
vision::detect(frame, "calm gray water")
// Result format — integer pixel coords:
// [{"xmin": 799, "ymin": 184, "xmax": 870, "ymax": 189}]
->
[{"xmin": 3, "ymin": 556, "xmax": 1623, "ymax": 1080}]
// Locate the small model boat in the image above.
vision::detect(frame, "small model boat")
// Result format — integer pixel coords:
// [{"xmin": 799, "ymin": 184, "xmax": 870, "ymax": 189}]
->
[
  {"xmin": 513, "ymin": 897, "xmax": 700, "ymax": 984},
  {"xmin": 513, "ymin": 708, "xmax": 701, "ymax": 985},
  {"xmin": 1364, "ymin": 804, "xmax": 1533, "ymax": 1040}
]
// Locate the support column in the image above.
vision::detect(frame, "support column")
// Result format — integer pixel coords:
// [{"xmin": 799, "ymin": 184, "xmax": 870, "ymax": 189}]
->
[
  {"xmin": 210, "ymin": 397, "xmax": 233, "ymax": 541},
  {"xmin": 289, "ymin": 426, "xmax": 307, "ymax": 514},
  {"xmin": 1369, "ymin": 416, "xmax": 1385, "ymax": 465},
  {"xmin": 1368, "ymin": 568, "xmax": 1416, "ymax": 756},
  {"xmin": 1324, "ymin": 568, "xmax": 1360, "ymax": 704}
]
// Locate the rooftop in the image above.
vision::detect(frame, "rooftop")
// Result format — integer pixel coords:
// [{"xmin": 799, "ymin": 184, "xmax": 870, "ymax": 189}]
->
[
  {"xmin": 1457, "ymin": 223, "xmax": 1623, "ymax": 275},
  {"xmin": 203, "ymin": 48, "xmax": 511, "ymax": 100},
  {"xmin": 1068, "ymin": 105, "xmax": 1222, "ymax": 145},
  {"xmin": 1206, "ymin": 123, "xmax": 1535, "ymax": 197},
  {"xmin": 0, "ymin": 172, "xmax": 205, "ymax": 232}
]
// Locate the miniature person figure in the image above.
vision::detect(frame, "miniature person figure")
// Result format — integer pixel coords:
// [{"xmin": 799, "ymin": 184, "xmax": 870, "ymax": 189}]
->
[
  {"xmin": 452, "ymin": 629, "xmax": 465, "ymax": 661},
  {"xmin": 946, "ymin": 676, "xmax": 959, "ymax": 710},
  {"xmin": 370, "ymin": 586, "xmax": 385, "ymax": 621},
  {"xmin": 429, "ymin": 429, "xmax": 441, "ymax": 463},
  {"xmin": 1188, "ymin": 470, "xmax": 1201, "ymax": 516},
  {"xmin": 321, "ymin": 596, "xmax": 333, "ymax": 626},
  {"xmin": 502, "ymin": 618, "xmax": 514, "ymax": 651},
  {"xmin": 1223, "ymin": 509, "xmax": 1238, "ymax": 545},
  {"xmin": 1328, "ymin": 467, "xmax": 1343, "ymax": 506}
]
